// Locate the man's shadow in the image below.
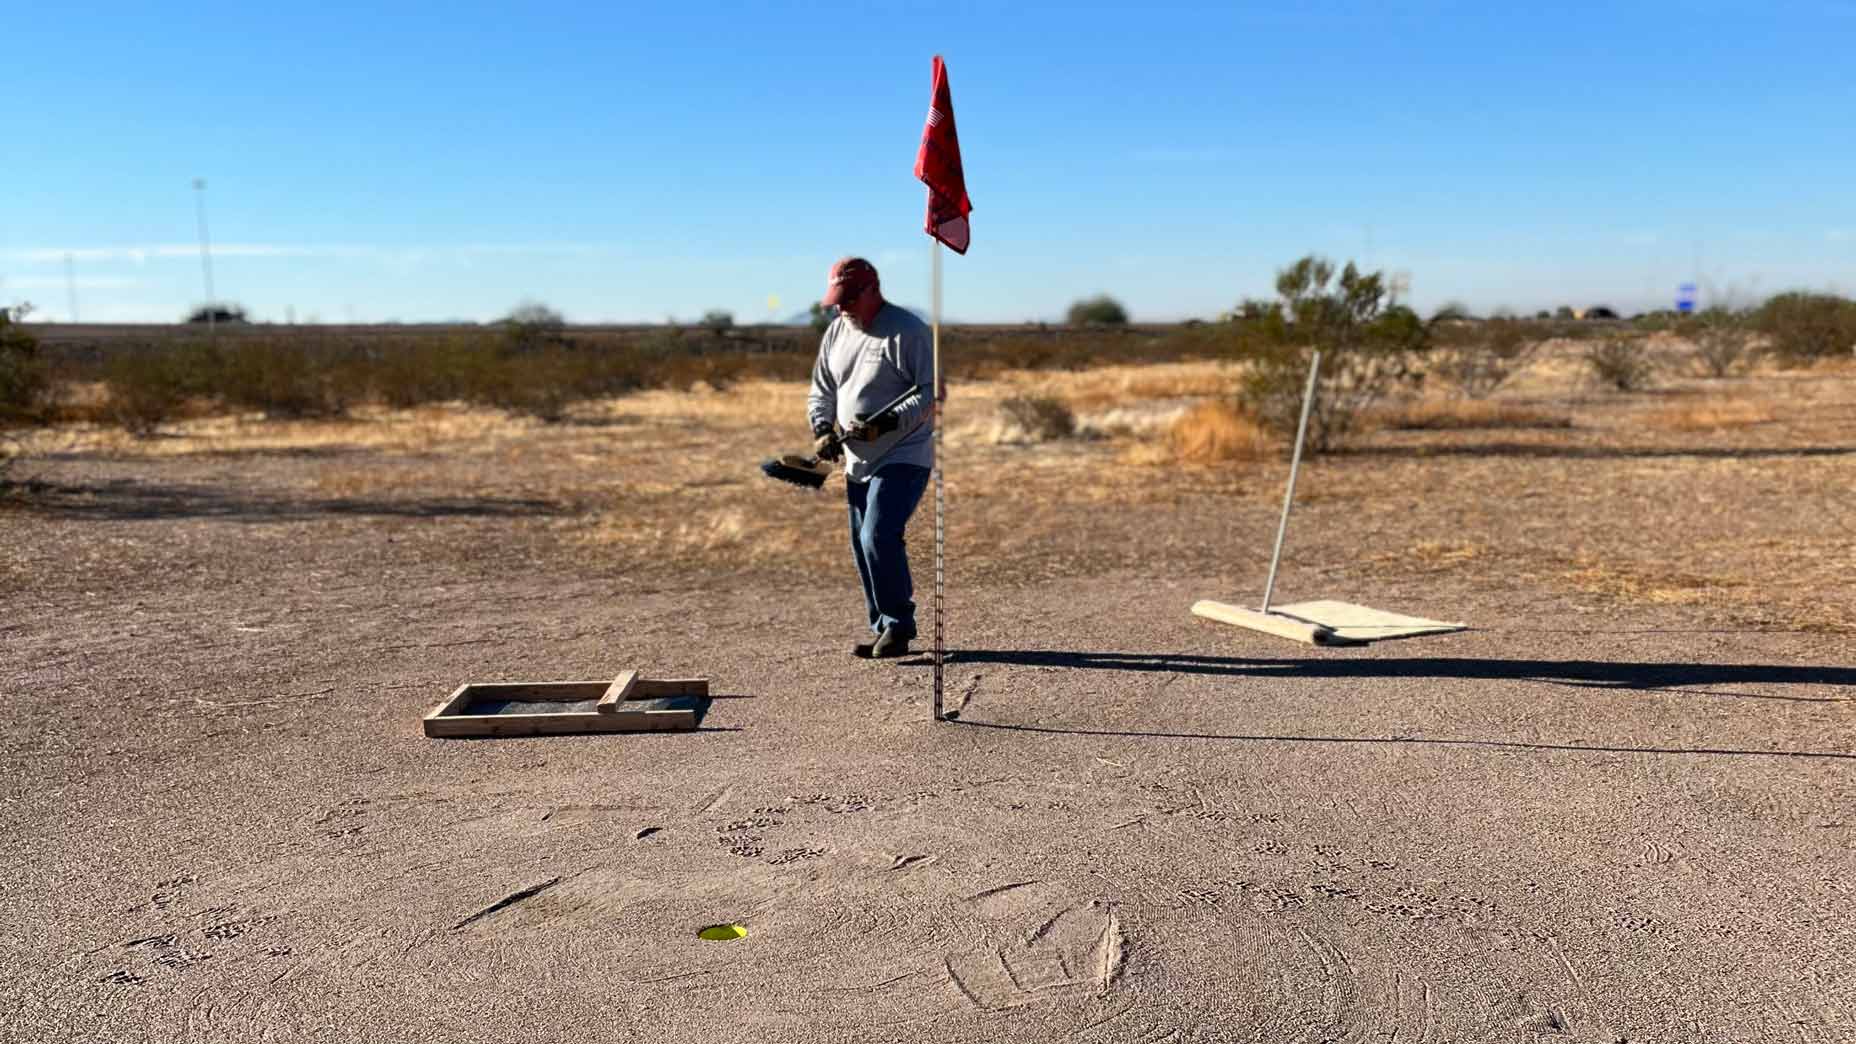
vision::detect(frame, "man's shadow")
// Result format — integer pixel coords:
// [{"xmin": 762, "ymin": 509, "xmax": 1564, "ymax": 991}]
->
[{"xmin": 901, "ymin": 650, "xmax": 1856, "ymax": 760}]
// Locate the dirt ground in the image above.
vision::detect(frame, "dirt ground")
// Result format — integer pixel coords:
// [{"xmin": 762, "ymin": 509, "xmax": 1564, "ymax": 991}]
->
[{"xmin": 5, "ymin": 344, "xmax": 1854, "ymax": 1042}]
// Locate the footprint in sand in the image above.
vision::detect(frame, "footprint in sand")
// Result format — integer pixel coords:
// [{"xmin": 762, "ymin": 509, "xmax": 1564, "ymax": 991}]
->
[{"xmin": 942, "ymin": 882, "xmax": 1125, "ymax": 1011}]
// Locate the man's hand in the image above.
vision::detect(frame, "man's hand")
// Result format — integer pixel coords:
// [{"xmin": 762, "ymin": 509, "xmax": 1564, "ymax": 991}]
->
[
  {"xmin": 813, "ymin": 430, "xmax": 843, "ymax": 462},
  {"xmin": 847, "ymin": 411, "xmax": 900, "ymax": 442}
]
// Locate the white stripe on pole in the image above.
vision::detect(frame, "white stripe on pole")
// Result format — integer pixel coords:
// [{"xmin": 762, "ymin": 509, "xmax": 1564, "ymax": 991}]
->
[
  {"xmin": 1260, "ymin": 350, "xmax": 1321, "ymax": 614},
  {"xmin": 931, "ymin": 238, "xmax": 945, "ymax": 721}
]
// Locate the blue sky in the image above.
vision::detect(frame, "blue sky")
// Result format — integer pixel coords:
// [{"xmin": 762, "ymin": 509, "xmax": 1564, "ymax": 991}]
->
[{"xmin": 6, "ymin": 1, "xmax": 1853, "ymax": 324}]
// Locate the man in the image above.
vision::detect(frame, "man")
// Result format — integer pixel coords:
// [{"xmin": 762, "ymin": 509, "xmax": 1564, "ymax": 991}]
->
[{"xmin": 807, "ymin": 257, "xmax": 934, "ymax": 659}]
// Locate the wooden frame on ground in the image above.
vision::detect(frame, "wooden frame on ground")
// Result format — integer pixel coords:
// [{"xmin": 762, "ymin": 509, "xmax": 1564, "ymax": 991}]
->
[{"xmin": 423, "ymin": 673, "xmax": 712, "ymax": 738}]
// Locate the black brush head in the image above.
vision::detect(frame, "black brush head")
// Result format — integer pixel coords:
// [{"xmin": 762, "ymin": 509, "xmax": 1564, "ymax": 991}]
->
[{"xmin": 760, "ymin": 455, "xmax": 831, "ymax": 490}]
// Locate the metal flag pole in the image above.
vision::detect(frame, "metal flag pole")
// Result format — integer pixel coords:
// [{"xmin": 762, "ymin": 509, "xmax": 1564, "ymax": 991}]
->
[
  {"xmin": 931, "ymin": 238, "xmax": 946, "ymax": 721},
  {"xmin": 1260, "ymin": 349, "xmax": 1321, "ymax": 614}
]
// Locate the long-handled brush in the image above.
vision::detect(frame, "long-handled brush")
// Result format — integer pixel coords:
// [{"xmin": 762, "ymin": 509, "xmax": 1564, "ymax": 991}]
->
[{"xmin": 760, "ymin": 385, "xmax": 926, "ymax": 490}]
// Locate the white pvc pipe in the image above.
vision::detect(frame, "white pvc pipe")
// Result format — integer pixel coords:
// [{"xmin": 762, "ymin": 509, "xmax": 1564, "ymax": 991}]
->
[
  {"xmin": 931, "ymin": 239, "xmax": 945, "ymax": 721},
  {"xmin": 1260, "ymin": 350, "xmax": 1321, "ymax": 613}
]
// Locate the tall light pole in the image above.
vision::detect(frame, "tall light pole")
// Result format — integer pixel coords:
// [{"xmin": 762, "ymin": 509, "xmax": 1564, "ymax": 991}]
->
[
  {"xmin": 193, "ymin": 177, "xmax": 216, "ymax": 337},
  {"xmin": 65, "ymin": 252, "xmax": 79, "ymax": 323}
]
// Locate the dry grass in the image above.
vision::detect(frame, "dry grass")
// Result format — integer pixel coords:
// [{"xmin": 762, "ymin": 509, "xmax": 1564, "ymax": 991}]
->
[
  {"xmin": 18, "ymin": 405, "xmax": 536, "ymax": 459},
  {"xmin": 576, "ymin": 504, "xmax": 814, "ymax": 563},
  {"xmin": 1375, "ymin": 399, "xmax": 1574, "ymax": 431},
  {"xmin": 1123, "ymin": 400, "xmax": 1274, "ymax": 465},
  {"xmin": 987, "ymin": 396, "xmax": 1077, "ymax": 444},
  {"xmin": 1044, "ymin": 361, "xmax": 1244, "ymax": 413},
  {"xmin": 12, "ymin": 348, "xmax": 1855, "ymax": 631},
  {"xmin": 1557, "ymin": 553, "xmax": 1751, "ymax": 607},
  {"xmin": 1640, "ymin": 397, "xmax": 1777, "ymax": 432},
  {"xmin": 1365, "ymin": 540, "xmax": 1490, "ymax": 574},
  {"xmin": 578, "ymin": 378, "xmax": 797, "ymax": 428},
  {"xmin": 15, "ymin": 378, "xmax": 813, "ymax": 461}
]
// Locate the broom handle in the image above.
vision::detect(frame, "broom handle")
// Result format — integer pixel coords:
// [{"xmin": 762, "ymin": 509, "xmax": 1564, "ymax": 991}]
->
[
  {"xmin": 824, "ymin": 385, "xmax": 927, "ymax": 451},
  {"xmin": 1261, "ymin": 350, "xmax": 1321, "ymax": 614}
]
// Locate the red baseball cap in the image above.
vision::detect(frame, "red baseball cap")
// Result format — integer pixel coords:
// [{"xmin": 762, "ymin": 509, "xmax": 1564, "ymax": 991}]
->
[{"xmin": 822, "ymin": 257, "xmax": 879, "ymax": 307}]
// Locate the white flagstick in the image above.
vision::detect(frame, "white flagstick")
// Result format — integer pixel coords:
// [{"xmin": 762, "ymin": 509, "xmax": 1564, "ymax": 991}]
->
[{"xmin": 931, "ymin": 238, "xmax": 946, "ymax": 720}]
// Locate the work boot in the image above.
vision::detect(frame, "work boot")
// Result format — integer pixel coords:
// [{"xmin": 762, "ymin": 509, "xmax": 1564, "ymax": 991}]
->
[
  {"xmin": 870, "ymin": 628, "xmax": 912, "ymax": 659},
  {"xmin": 852, "ymin": 638, "xmax": 878, "ymax": 658}
]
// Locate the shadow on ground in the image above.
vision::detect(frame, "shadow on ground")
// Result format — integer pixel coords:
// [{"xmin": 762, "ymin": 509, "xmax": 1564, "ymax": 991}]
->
[
  {"xmin": 919, "ymin": 650, "xmax": 1856, "ymax": 703},
  {"xmin": 33, "ymin": 443, "xmax": 373, "ymax": 463},
  {"xmin": 7, "ymin": 479, "xmax": 566, "ymax": 522},
  {"xmin": 945, "ymin": 716, "xmax": 1856, "ymax": 761},
  {"xmin": 911, "ymin": 649, "xmax": 1856, "ymax": 761},
  {"xmin": 1335, "ymin": 442, "xmax": 1856, "ymax": 462}
]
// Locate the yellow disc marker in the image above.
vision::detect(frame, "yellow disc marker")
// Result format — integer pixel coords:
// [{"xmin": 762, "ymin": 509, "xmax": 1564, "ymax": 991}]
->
[{"xmin": 698, "ymin": 923, "xmax": 748, "ymax": 941}]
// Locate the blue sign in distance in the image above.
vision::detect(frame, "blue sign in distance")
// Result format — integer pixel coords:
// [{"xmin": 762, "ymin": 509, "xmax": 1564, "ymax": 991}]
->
[{"xmin": 1677, "ymin": 282, "xmax": 1697, "ymax": 314}]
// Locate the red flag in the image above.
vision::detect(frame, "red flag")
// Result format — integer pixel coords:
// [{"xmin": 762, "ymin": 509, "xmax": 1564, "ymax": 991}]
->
[{"xmin": 914, "ymin": 55, "xmax": 971, "ymax": 254}]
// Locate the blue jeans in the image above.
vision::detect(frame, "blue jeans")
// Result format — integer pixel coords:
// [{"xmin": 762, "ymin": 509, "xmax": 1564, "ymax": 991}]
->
[{"xmin": 846, "ymin": 463, "xmax": 931, "ymax": 638}]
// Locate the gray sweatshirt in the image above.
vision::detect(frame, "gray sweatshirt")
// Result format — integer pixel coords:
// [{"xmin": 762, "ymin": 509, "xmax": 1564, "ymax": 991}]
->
[{"xmin": 806, "ymin": 303, "xmax": 935, "ymax": 481}]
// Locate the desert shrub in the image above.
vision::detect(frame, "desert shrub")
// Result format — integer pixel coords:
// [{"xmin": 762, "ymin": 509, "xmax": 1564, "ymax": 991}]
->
[
  {"xmin": 56, "ymin": 319, "xmax": 1263, "ymax": 427},
  {"xmin": 1237, "ymin": 256, "xmax": 1429, "ymax": 451},
  {"xmin": 1067, "ymin": 295, "xmax": 1129, "ymax": 326},
  {"xmin": 216, "ymin": 336, "xmax": 359, "ymax": 418},
  {"xmin": 105, "ymin": 344, "xmax": 208, "ymax": 436},
  {"xmin": 1430, "ymin": 317, "xmax": 1538, "ymax": 398},
  {"xmin": 507, "ymin": 301, "xmax": 563, "ymax": 327},
  {"xmin": 185, "ymin": 303, "xmax": 248, "ymax": 324},
  {"xmin": 699, "ymin": 310, "xmax": 735, "ymax": 335},
  {"xmin": 467, "ymin": 338, "xmax": 655, "ymax": 421},
  {"xmin": 1754, "ymin": 292, "xmax": 1856, "ymax": 364},
  {"xmin": 1685, "ymin": 310, "xmax": 1755, "ymax": 378},
  {"xmin": 371, "ymin": 332, "xmax": 500, "ymax": 407},
  {"xmin": 653, "ymin": 349, "xmax": 767, "ymax": 391},
  {"xmin": 808, "ymin": 301, "xmax": 833, "ymax": 332},
  {"xmin": 499, "ymin": 302, "xmax": 568, "ymax": 354},
  {"xmin": 0, "ymin": 305, "xmax": 48, "ymax": 426},
  {"xmin": 1, "ymin": 305, "xmax": 47, "ymax": 485},
  {"xmin": 474, "ymin": 347, "xmax": 587, "ymax": 421},
  {"xmin": 1377, "ymin": 399, "xmax": 1572, "ymax": 430},
  {"xmin": 998, "ymin": 395, "xmax": 1076, "ymax": 440},
  {"xmin": 1226, "ymin": 298, "xmax": 1278, "ymax": 322},
  {"xmin": 1583, "ymin": 337, "xmax": 1654, "ymax": 391},
  {"xmin": 101, "ymin": 335, "xmax": 357, "ymax": 428}
]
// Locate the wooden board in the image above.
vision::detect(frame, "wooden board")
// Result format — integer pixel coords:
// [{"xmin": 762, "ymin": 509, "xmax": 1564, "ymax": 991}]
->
[
  {"xmin": 431, "ymin": 683, "xmax": 478, "ymax": 720},
  {"xmin": 1270, "ymin": 600, "xmax": 1466, "ymax": 642},
  {"xmin": 634, "ymin": 678, "xmax": 709, "ymax": 698},
  {"xmin": 1190, "ymin": 600, "xmax": 1364, "ymax": 647},
  {"xmin": 596, "ymin": 671, "xmax": 640, "ymax": 713},
  {"xmin": 424, "ymin": 675, "xmax": 712, "ymax": 738},
  {"xmin": 452, "ymin": 681, "xmax": 612, "ymax": 701},
  {"xmin": 1193, "ymin": 599, "xmax": 1465, "ymax": 646}
]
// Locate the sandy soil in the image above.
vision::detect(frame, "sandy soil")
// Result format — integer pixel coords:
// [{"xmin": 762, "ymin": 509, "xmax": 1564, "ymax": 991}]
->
[{"xmin": 5, "ymin": 349, "xmax": 1854, "ymax": 1042}]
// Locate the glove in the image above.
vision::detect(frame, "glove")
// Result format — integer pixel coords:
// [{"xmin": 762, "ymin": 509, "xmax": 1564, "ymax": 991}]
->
[
  {"xmin": 848, "ymin": 411, "xmax": 900, "ymax": 441},
  {"xmin": 813, "ymin": 431, "xmax": 843, "ymax": 462}
]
